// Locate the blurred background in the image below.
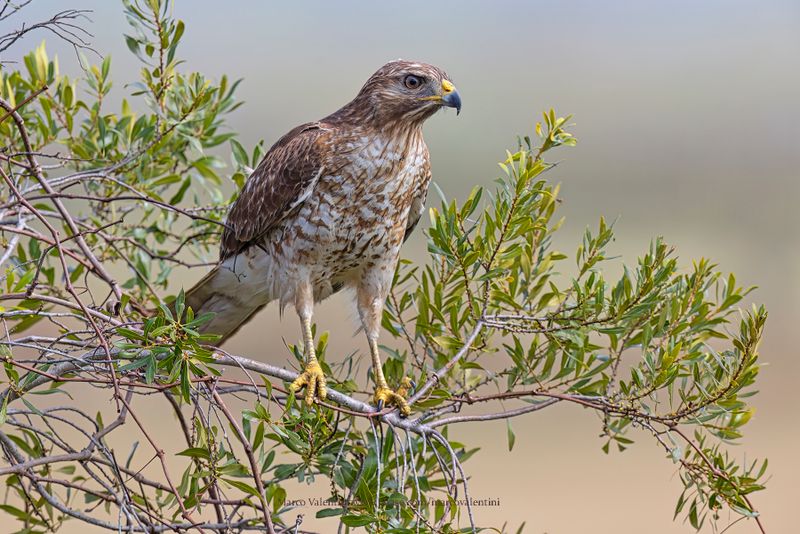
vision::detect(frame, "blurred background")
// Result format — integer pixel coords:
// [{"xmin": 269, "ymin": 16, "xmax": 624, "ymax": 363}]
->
[{"xmin": 6, "ymin": 1, "xmax": 800, "ymax": 532}]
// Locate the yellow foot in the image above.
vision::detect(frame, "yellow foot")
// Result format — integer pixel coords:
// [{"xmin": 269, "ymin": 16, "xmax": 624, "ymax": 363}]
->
[
  {"xmin": 374, "ymin": 377, "xmax": 415, "ymax": 417},
  {"xmin": 290, "ymin": 361, "xmax": 327, "ymax": 406}
]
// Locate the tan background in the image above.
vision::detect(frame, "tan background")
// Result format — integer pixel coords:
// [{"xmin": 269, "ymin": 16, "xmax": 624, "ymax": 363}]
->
[{"xmin": 7, "ymin": 1, "xmax": 800, "ymax": 532}]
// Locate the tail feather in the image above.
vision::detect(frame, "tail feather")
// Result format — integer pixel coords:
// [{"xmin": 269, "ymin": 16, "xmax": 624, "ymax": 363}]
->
[
  {"xmin": 183, "ymin": 266, "xmax": 220, "ymax": 317},
  {"xmin": 179, "ymin": 265, "xmax": 270, "ymax": 346}
]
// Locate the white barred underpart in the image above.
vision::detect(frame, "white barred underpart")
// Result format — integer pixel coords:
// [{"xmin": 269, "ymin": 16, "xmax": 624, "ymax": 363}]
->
[{"xmin": 200, "ymin": 130, "xmax": 429, "ymax": 334}]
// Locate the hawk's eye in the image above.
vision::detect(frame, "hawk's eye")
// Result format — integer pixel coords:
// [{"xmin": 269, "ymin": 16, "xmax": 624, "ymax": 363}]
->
[{"xmin": 404, "ymin": 75, "xmax": 422, "ymax": 90}]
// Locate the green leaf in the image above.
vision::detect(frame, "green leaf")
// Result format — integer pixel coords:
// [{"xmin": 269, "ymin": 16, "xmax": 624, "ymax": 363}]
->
[
  {"xmin": 176, "ymin": 447, "xmax": 211, "ymax": 460},
  {"xmin": 0, "ymin": 396, "xmax": 7, "ymax": 426},
  {"xmin": 340, "ymin": 514, "xmax": 376, "ymax": 527},
  {"xmin": 223, "ymin": 478, "xmax": 260, "ymax": 498},
  {"xmin": 316, "ymin": 507, "xmax": 343, "ymax": 518},
  {"xmin": 506, "ymin": 420, "xmax": 516, "ymax": 451}
]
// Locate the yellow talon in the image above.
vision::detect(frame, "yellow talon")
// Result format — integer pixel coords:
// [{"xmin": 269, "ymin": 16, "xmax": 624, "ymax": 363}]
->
[
  {"xmin": 290, "ymin": 361, "xmax": 327, "ymax": 406},
  {"xmin": 373, "ymin": 377, "xmax": 413, "ymax": 417}
]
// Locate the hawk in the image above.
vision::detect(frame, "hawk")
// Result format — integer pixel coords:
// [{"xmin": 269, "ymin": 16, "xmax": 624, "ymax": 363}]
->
[{"xmin": 184, "ymin": 60, "xmax": 461, "ymax": 416}]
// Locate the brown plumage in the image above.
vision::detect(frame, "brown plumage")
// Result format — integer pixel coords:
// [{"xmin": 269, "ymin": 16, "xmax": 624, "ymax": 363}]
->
[{"xmin": 184, "ymin": 60, "xmax": 461, "ymax": 415}]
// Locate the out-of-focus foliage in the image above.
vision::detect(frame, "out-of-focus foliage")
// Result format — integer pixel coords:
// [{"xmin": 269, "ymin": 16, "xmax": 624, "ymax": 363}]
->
[
  {"xmin": 0, "ymin": 1, "xmax": 767, "ymax": 533},
  {"xmin": 1, "ymin": 0, "xmax": 253, "ymax": 302}
]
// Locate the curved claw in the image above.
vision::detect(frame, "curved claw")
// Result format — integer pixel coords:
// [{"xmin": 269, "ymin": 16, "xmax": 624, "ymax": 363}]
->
[
  {"xmin": 374, "ymin": 380, "xmax": 412, "ymax": 417},
  {"xmin": 290, "ymin": 361, "xmax": 327, "ymax": 407},
  {"xmin": 395, "ymin": 376, "xmax": 415, "ymax": 400}
]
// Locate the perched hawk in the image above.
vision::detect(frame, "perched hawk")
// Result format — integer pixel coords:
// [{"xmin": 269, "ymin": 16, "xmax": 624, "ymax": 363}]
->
[{"xmin": 184, "ymin": 60, "xmax": 461, "ymax": 415}]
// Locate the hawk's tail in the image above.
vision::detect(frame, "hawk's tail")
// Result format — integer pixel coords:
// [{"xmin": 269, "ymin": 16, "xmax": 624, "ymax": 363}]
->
[{"xmin": 180, "ymin": 264, "xmax": 270, "ymax": 346}]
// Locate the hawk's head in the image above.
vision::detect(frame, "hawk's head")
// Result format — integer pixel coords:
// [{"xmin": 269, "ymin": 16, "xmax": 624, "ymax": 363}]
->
[{"xmin": 345, "ymin": 60, "xmax": 461, "ymax": 126}]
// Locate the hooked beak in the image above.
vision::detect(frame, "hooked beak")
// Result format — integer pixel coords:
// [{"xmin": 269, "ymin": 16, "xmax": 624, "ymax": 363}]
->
[
  {"xmin": 440, "ymin": 79, "xmax": 462, "ymax": 115},
  {"xmin": 421, "ymin": 79, "xmax": 462, "ymax": 115}
]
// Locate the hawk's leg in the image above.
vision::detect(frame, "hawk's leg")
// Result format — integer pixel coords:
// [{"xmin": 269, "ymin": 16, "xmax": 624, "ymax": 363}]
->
[
  {"xmin": 290, "ymin": 283, "xmax": 327, "ymax": 406},
  {"xmin": 358, "ymin": 274, "xmax": 413, "ymax": 417}
]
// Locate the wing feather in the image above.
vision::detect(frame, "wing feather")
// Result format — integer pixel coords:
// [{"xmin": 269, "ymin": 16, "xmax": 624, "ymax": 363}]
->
[{"xmin": 220, "ymin": 122, "xmax": 327, "ymax": 260}]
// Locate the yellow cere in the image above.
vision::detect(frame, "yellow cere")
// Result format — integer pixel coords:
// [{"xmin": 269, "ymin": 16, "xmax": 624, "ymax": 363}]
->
[{"xmin": 441, "ymin": 79, "xmax": 455, "ymax": 93}]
